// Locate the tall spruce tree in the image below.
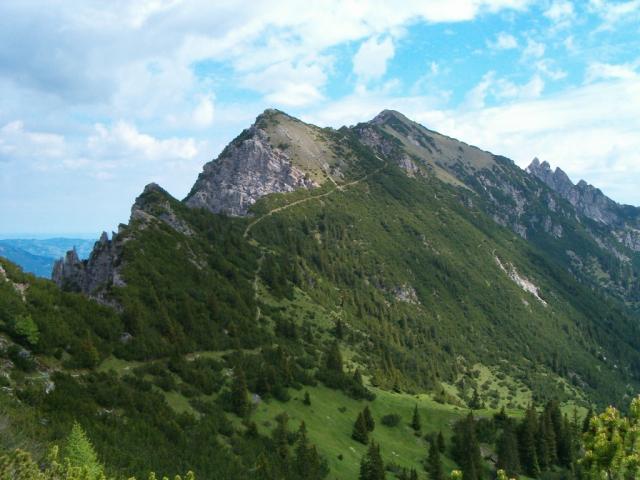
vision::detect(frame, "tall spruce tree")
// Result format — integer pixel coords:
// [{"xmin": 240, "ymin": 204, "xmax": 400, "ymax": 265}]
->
[
  {"xmin": 427, "ymin": 439, "xmax": 444, "ymax": 480},
  {"xmin": 496, "ymin": 421, "xmax": 520, "ymax": 478},
  {"xmin": 451, "ymin": 413, "xmax": 483, "ymax": 480},
  {"xmin": 325, "ymin": 341, "xmax": 344, "ymax": 373},
  {"xmin": 231, "ymin": 366, "xmax": 251, "ymax": 417},
  {"xmin": 518, "ymin": 406, "xmax": 540, "ymax": 477},
  {"xmin": 353, "ymin": 411, "xmax": 370, "ymax": 444},
  {"xmin": 63, "ymin": 422, "xmax": 103, "ymax": 480},
  {"xmin": 359, "ymin": 441, "xmax": 385, "ymax": 480},
  {"xmin": 437, "ymin": 431, "xmax": 446, "ymax": 453},
  {"xmin": 411, "ymin": 404, "xmax": 422, "ymax": 432},
  {"xmin": 294, "ymin": 421, "xmax": 326, "ymax": 480},
  {"xmin": 363, "ymin": 406, "xmax": 376, "ymax": 432}
]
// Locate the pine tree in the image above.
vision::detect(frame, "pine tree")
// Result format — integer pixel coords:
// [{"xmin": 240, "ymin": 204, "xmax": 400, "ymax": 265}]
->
[
  {"xmin": 359, "ymin": 441, "xmax": 385, "ymax": 480},
  {"xmin": 354, "ymin": 369, "xmax": 364, "ymax": 386},
  {"xmin": 363, "ymin": 406, "xmax": 375, "ymax": 432},
  {"xmin": 254, "ymin": 452, "xmax": 274, "ymax": 480},
  {"xmin": 427, "ymin": 440, "xmax": 444, "ymax": 480},
  {"xmin": 231, "ymin": 366, "xmax": 251, "ymax": 417},
  {"xmin": 411, "ymin": 404, "xmax": 422, "ymax": 432},
  {"xmin": 335, "ymin": 318, "xmax": 344, "ymax": 339},
  {"xmin": 63, "ymin": 422, "xmax": 103, "ymax": 480},
  {"xmin": 437, "ymin": 431, "xmax": 446, "ymax": 453},
  {"xmin": 272, "ymin": 412, "xmax": 291, "ymax": 471},
  {"xmin": 353, "ymin": 411, "xmax": 369, "ymax": 444},
  {"xmin": 303, "ymin": 391, "xmax": 311, "ymax": 406},
  {"xmin": 469, "ymin": 389, "xmax": 483, "ymax": 410},
  {"xmin": 496, "ymin": 421, "xmax": 520, "ymax": 478},
  {"xmin": 582, "ymin": 408, "xmax": 593, "ymax": 433},
  {"xmin": 518, "ymin": 406, "xmax": 540, "ymax": 478},
  {"xmin": 557, "ymin": 414, "xmax": 575, "ymax": 469},
  {"xmin": 451, "ymin": 413, "xmax": 483, "ymax": 480},
  {"xmin": 325, "ymin": 341, "xmax": 343, "ymax": 373},
  {"xmin": 294, "ymin": 421, "xmax": 325, "ymax": 480}
]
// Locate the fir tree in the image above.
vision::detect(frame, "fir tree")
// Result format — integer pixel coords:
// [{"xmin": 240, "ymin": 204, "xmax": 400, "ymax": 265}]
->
[
  {"xmin": 254, "ymin": 452, "xmax": 274, "ymax": 480},
  {"xmin": 359, "ymin": 441, "xmax": 385, "ymax": 480},
  {"xmin": 363, "ymin": 406, "xmax": 376, "ymax": 432},
  {"xmin": 325, "ymin": 341, "xmax": 344, "ymax": 373},
  {"xmin": 334, "ymin": 318, "xmax": 344, "ymax": 339},
  {"xmin": 496, "ymin": 421, "xmax": 520, "ymax": 478},
  {"xmin": 518, "ymin": 406, "xmax": 540, "ymax": 478},
  {"xmin": 354, "ymin": 369, "xmax": 364, "ymax": 386},
  {"xmin": 411, "ymin": 404, "xmax": 422, "ymax": 432},
  {"xmin": 451, "ymin": 413, "xmax": 483, "ymax": 480},
  {"xmin": 427, "ymin": 440, "xmax": 444, "ymax": 480},
  {"xmin": 353, "ymin": 411, "xmax": 369, "ymax": 444},
  {"xmin": 63, "ymin": 422, "xmax": 103, "ymax": 480},
  {"xmin": 437, "ymin": 431, "xmax": 446, "ymax": 453},
  {"xmin": 469, "ymin": 389, "xmax": 483, "ymax": 410},
  {"xmin": 294, "ymin": 421, "xmax": 326, "ymax": 480},
  {"xmin": 272, "ymin": 413, "xmax": 291, "ymax": 470},
  {"xmin": 231, "ymin": 366, "xmax": 251, "ymax": 417},
  {"xmin": 582, "ymin": 408, "xmax": 593, "ymax": 433}
]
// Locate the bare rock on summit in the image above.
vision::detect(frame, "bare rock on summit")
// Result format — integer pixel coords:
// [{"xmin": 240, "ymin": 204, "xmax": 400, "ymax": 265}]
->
[{"xmin": 185, "ymin": 110, "xmax": 320, "ymax": 216}]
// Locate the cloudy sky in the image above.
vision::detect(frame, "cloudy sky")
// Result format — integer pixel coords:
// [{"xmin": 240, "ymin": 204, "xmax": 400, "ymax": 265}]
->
[{"xmin": 1, "ymin": 0, "xmax": 639, "ymax": 236}]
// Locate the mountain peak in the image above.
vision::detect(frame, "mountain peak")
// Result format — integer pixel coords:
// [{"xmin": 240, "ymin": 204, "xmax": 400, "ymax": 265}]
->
[{"xmin": 371, "ymin": 109, "xmax": 411, "ymax": 125}]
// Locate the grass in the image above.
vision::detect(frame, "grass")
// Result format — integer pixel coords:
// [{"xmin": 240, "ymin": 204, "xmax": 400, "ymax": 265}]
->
[{"xmin": 252, "ymin": 383, "xmax": 502, "ymax": 480}]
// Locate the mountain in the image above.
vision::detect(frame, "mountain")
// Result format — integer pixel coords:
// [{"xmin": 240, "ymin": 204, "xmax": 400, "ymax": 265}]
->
[
  {"xmin": 3, "ymin": 108, "xmax": 640, "ymax": 479},
  {"xmin": 0, "ymin": 238, "xmax": 95, "ymax": 277}
]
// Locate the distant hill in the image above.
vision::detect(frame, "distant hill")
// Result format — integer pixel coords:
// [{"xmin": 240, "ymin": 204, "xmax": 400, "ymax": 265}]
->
[{"xmin": 0, "ymin": 238, "xmax": 95, "ymax": 277}]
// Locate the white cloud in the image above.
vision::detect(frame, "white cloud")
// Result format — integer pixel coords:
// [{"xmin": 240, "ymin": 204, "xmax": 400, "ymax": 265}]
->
[
  {"xmin": 87, "ymin": 121, "xmax": 199, "ymax": 162},
  {"xmin": 353, "ymin": 36, "xmax": 396, "ymax": 82},
  {"xmin": 488, "ymin": 32, "xmax": 519, "ymax": 50},
  {"xmin": 588, "ymin": 0, "xmax": 640, "ymax": 29},
  {"xmin": 544, "ymin": 1, "xmax": 575, "ymax": 26},
  {"xmin": 586, "ymin": 62, "xmax": 639, "ymax": 82},
  {"xmin": 465, "ymin": 72, "xmax": 496, "ymax": 109},
  {"xmin": 464, "ymin": 72, "xmax": 544, "ymax": 109},
  {"xmin": 522, "ymin": 38, "xmax": 546, "ymax": 59},
  {"xmin": 0, "ymin": 121, "xmax": 66, "ymax": 162},
  {"xmin": 242, "ymin": 58, "xmax": 329, "ymax": 107},
  {"xmin": 192, "ymin": 95, "xmax": 215, "ymax": 128}
]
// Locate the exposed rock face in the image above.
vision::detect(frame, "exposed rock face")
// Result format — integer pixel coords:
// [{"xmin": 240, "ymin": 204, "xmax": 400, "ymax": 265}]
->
[
  {"xmin": 132, "ymin": 183, "xmax": 195, "ymax": 236},
  {"xmin": 185, "ymin": 116, "xmax": 318, "ymax": 216},
  {"xmin": 52, "ymin": 231, "xmax": 123, "ymax": 298},
  {"xmin": 495, "ymin": 256, "xmax": 547, "ymax": 306},
  {"xmin": 615, "ymin": 227, "xmax": 640, "ymax": 252},
  {"xmin": 527, "ymin": 158, "xmax": 623, "ymax": 226},
  {"xmin": 393, "ymin": 285, "xmax": 420, "ymax": 304}
]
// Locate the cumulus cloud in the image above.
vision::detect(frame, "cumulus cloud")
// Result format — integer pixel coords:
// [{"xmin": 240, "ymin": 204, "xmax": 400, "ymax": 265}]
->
[
  {"xmin": 0, "ymin": 121, "xmax": 66, "ymax": 162},
  {"xmin": 353, "ymin": 36, "xmax": 396, "ymax": 83},
  {"xmin": 522, "ymin": 38, "xmax": 546, "ymax": 59},
  {"xmin": 586, "ymin": 61, "xmax": 639, "ymax": 82},
  {"xmin": 544, "ymin": 1, "xmax": 575, "ymax": 26},
  {"xmin": 588, "ymin": 0, "xmax": 640, "ymax": 29},
  {"xmin": 488, "ymin": 32, "xmax": 519, "ymax": 50}
]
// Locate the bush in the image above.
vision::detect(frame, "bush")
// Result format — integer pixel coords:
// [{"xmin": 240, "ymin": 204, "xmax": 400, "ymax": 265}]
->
[{"xmin": 381, "ymin": 413, "xmax": 401, "ymax": 427}]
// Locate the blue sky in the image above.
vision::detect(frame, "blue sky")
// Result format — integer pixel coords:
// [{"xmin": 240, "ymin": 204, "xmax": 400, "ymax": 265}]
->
[{"xmin": 1, "ymin": 0, "xmax": 639, "ymax": 237}]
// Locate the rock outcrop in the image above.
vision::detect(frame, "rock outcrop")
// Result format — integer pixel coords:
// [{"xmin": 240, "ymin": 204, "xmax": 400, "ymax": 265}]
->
[
  {"xmin": 185, "ymin": 111, "xmax": 318, "ymax": 216},
  {"xmin": 526, "ymin": 158, "xmax": 625, "ymax": 226},
  {"xmin": 52, "ymin": 232, "xmax": 123, "ymax": 298}
]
